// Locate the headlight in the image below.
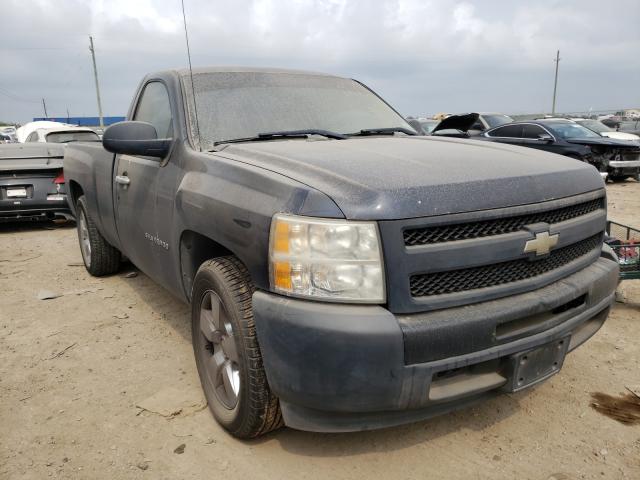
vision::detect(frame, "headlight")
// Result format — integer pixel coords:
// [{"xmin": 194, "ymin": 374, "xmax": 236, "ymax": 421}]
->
[{"xmin": 269, "ymin": 214, "xmax": 385, "ymax": 303}]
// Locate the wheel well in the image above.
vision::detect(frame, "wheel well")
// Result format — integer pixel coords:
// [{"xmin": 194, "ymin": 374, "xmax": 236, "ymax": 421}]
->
[
  {"xmin": 68, "ymin": 180, "xmax": 84, "ymax": 207},
  {"xmin": 180, "ymin": 230, "xmax": 234, "ymax": 300}
]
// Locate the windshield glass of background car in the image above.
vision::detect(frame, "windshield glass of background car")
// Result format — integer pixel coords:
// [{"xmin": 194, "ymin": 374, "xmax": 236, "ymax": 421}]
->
[
  {"xmin": 185, "ymin": 72, "xmax": 411, "ymax": 149},
  {"xmin": 483, "ymin": 115, "xmax": 513, "ymax": 128},
  {"xmin": 487, "ymin": 124, "xmax": 523, "ymax": 137},
  {"xmin": 420, "ymin": 121, "xmax": 438, "ymax": 133},
  {"xmin": 547, "ymin": 123, "xmax": 602, "ymax": 139},
  {"xmin": 577, "ymin": 120, "xmax": 612, "ymax": 133},
  {"xmin": 45, "ymin": 131, "xmax": 100, "ymax": 143}
]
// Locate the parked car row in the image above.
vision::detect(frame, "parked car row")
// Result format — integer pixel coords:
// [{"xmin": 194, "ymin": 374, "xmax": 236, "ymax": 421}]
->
[
  {"xmin": 409, "ymin": 113, "xmax": 640, "ymax": 182},
  {"xmin": 0, "ymin": 126, "xmax": 18, "ymax": 143}
]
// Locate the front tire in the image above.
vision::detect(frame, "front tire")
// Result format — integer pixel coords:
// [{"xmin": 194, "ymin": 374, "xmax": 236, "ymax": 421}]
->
[
  {"xmin": 76, "ymin": 195, "xmax": 121, "ymax": 276},
  {"xmin": 191, "ymin": 256, "xmax": 282, "ymax": 439},
  {"xmin": 609, "ymin": 175, "xmax": 629, "ymax": 183}
]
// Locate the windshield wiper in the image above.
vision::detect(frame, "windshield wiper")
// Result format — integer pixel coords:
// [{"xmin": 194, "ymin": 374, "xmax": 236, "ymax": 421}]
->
[
  {"xmin": 213, "ymin": 129, "xmax": 346, "ymax": 146},
  {"xmin": 348, "ymin": 127, "xmax": 417, "ymax": 136}
]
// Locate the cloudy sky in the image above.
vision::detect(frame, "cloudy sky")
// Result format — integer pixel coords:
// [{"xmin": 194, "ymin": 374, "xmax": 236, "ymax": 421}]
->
[{"xmin": 1, "ymin": 0, "xmax": 638, "ymax": 123}]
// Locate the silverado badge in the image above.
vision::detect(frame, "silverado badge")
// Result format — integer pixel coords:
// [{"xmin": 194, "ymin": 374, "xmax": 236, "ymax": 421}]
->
[{"xmin": 524, "ymin": 231, "xmax": 559, "ymax": 256}]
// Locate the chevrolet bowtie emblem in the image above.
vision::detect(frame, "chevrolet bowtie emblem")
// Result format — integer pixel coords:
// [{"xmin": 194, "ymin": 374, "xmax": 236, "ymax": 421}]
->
[{"xmin": 524, "ymin": 231, "xmax": 559, "ymax": 256}]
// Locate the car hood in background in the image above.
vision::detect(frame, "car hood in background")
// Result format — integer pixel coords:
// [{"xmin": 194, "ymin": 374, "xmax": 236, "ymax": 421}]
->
[
  {"xmin": 0, "ymin": 144, "xmax": 64, "ymax": 171},
  {"xmin": 216, "ymin": 136, "xmax": 604, "ymax": 220},
  {"xmin": 431, "ymin": 113, "xmax": 480, "ymax": 134},
  {"xmin": 564, "ymin": 137, "xmax": 640, "ymax": 149},
  {"xmin": 600, "ymin": 131, "xmax": 640, "ymax": 141}
]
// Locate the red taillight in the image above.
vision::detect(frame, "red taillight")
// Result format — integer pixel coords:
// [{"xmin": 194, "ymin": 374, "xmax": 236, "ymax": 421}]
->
[{"xmin": 53, "ymin": 171, "xmax": 65, "ymax": 184}]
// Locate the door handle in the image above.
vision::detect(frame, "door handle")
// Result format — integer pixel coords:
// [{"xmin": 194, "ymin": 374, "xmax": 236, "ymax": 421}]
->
[{"xmin": 115, "ymin": 175, "xmax": 130, "ymax": 186}]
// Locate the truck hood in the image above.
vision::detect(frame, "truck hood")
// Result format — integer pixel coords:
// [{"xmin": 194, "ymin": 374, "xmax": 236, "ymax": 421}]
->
[
  {"xmin": 0, "ymin": 144, "xmax": 64, "ymax": 171},
  {"xmin": 216, "ymin": 136, "xmax": 604, "ymax": 220}
]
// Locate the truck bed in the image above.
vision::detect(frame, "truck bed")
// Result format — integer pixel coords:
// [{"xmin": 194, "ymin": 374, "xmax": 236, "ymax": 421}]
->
[{"xmin": 63, "ymin": 143, "xmax": 120, "ymax": 247}]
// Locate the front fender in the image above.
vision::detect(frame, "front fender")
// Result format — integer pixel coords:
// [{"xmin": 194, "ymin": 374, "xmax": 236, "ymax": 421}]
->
[{"xmin": 174, "ymin": 152, "xmax": 344, "ymax": 293}]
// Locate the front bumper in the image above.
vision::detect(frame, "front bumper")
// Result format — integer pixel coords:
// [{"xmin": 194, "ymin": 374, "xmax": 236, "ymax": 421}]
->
[
  {"xmin": 608, "ymin": 160, "xmax": 640, "ymax": 178},
  {"xmin": 253, "ymin": 255, "xmax": 619, "ymax": 432}
]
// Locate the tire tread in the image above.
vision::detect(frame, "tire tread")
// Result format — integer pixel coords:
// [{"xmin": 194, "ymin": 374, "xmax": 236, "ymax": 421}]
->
[
  {"xmin": 77, "ymin": 195, "xmax": 121, "ymax": 276},
  {"xmin": 195, "ymin": 256, "xmax": 282, "ymax": 438}
]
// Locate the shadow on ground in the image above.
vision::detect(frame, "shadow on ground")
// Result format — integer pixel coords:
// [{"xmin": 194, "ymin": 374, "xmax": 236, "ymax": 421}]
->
[
  {"xmin": 120, "ymin": 265, "xmax": 524, "ymax": 456},
  {"xmin": 0, "ymin": 219, "xmax": 75, "ymax": 234}
]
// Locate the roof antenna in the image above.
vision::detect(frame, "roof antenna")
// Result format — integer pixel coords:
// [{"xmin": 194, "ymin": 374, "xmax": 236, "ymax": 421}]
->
[{"xmin": 181, "ymin": 0, "xmax": 201, "ymax": 151}]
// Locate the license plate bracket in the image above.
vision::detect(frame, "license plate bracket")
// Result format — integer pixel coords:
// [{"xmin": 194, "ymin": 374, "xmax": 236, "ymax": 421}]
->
[
  {"xmin": 6, "ymin": 187, "xmax": 28, "ymax": 198},
  {"xmin": 505, "ymin": 336, "xmax": 570, "ymax": 392}
]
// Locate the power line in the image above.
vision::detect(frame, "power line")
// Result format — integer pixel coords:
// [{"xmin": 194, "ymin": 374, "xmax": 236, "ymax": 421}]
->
[
  {"xmin": 0, "ymin": 85, "xmax": 41, "ymax": 104},
  {"xmin": 0, "ymin": 47, "xmax": 77, "ymax": 51}
]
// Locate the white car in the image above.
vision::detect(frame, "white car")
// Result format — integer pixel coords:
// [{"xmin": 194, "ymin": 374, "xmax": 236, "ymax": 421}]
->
[
  {"xmin": 572, "ymin": 118, "xmax": 640, "ymax": 141},
  {"xmin": 24, "ymin": 126, "xmax": 100, "ymax": 144}
]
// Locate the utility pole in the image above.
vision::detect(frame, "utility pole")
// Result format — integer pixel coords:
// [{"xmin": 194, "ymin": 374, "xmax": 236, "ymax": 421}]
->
[
  {"xmin": 551, "ymin": 50, "xmax": 560, "ymax": 115},
  {"xmin": 89, "ymin": 36, "xmax": 104, "ymax": 128},
  {"xmin": 42, "ymin": 98, "xmax": 48, "ymax": 118}
]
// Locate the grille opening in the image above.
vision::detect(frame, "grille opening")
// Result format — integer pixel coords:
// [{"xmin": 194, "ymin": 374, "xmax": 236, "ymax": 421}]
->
[
  {"xmin": 410, "ymin": 234, "xmax": 602, "ymax": 297},
  {"xmin": 429, "ymin": 358, "xmax": 505, "ymax": 402},
  {"xmin": 495, "ymin": 294, "xmax": 587, "ymax": 341},
  {"xmin": 552, "ymin": 294, "xmax": 587, "ymax": 314},
  {"xmin": 568, "ymin": 306, "xmax": 609, "ymax": 351},
  {"xmin": 404, "ymin": 198, "xmax": 604, "ymax": 246}
]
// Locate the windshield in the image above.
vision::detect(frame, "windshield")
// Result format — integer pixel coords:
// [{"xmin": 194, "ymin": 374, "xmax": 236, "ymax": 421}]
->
[
  {"xmin": 419, "ymin": 120, "xmax": 438, "ymax": 133},
  {"xmin": 575, "ymin": 120, "xmax": 612, "ymax": 133},
  {"xmin": 618, "ymin": 120, "xmax": 640, "ymax": 132},
  {"xmin": 483, "ymin": 114, "xmax": 513, "ymax": 128},
  {"xmin": 545, "ymin": 123, "xmax": 602, "ymax": 139},
  {"xmin": 46, "ymin": 131, "xmax": 100, "ymax": 143},
  {"xmin": 185, "ymin": 72, "xmax": 411, "ymax": 149}
]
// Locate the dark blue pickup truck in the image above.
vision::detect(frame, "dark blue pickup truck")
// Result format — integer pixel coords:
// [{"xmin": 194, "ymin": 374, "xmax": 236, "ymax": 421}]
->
[{"xmin": 63, "ymin": 67, "xmax": 619, "ymax": 438}]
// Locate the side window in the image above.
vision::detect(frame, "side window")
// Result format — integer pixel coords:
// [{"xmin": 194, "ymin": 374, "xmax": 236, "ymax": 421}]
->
[
  {"xmin": 26, "ymin": 132, "xmax": 38, "ymax": 142},
  {"xmin": 522, "ymin": 125, "xmax": 547, "ymax": 139},
  {"xmin": 133, "ymin": 82, "xmax": 173, "ymax": 138},
  {"xmin": 488, "ymin": 124, "xmax": 523, "ymax": 138},
  {"xmin": 471, "ymin": 121, "xmax": 484, "ymax": 130}
]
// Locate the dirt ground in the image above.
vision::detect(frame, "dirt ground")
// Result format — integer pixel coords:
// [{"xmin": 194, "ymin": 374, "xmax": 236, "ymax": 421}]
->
[{"xmin": 1, "ymin": 182, "xmax": 639, "ymax": 480}]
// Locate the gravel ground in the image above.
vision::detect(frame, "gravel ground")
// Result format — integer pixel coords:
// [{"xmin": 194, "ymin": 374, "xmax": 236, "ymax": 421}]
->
[{"xmin": 1, "ymin": 182, "xmax": 639, "ymax": 480}]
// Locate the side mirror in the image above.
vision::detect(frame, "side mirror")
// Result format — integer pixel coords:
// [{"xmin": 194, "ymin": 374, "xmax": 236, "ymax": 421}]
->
[
  {"xmin": 103, "ymin": 121, "xmax": 172, "ymax": 158},
  {"xmin": 537, "ymin": 133, "xmax": 554, "ymax": 143}
]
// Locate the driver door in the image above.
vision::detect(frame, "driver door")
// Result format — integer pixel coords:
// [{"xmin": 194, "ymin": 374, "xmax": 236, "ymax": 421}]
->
[
  {"xmin": 485, "ymin": 124, "xmax": 524, "ymax": 146},
  {"xmin": 520, "ymin": 124, "xmax": 564, "ymax": 155},
  {"xmin": 114, "ymin": 81, "xmax": 175, "ymax": 280}
]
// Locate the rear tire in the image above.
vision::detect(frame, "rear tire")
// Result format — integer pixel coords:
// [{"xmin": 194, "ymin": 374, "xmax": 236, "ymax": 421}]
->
[
  {"xmin": 610, "ymin": 175, "xmax": 629, "ymax": 183},
  {"xmin": 76, "ymin": 195, "xmax": 121, "ymax": 276},
  {"xmin": 191, "ymin": 256, "xmax": 282, "ymax": 439}
]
